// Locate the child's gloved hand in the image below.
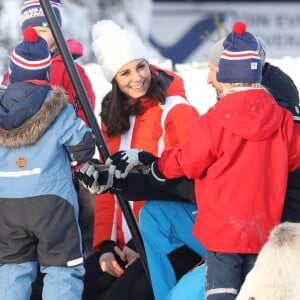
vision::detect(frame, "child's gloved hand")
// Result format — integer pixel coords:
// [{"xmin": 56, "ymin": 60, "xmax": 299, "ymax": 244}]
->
[{"xmin": 76, "ymin": 162, "xmax": 111, "ymax": 194}]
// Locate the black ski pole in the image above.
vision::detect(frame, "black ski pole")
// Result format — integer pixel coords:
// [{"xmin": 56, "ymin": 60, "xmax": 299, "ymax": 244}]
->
[{"xmin": 39, "ymin": 0, "xmax": 150, "ymax": 281}]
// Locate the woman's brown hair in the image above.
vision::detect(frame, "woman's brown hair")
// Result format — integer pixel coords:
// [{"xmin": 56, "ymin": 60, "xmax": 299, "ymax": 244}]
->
[{"xmin": 100, "ymin": 68, "xmax": 166, "ymax": 137}]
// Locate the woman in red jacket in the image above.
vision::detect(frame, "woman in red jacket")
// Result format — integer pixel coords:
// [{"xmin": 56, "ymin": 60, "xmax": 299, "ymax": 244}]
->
[{"xmin": 84, "ymin": 19, "xmax": 200, "ymax": 300}]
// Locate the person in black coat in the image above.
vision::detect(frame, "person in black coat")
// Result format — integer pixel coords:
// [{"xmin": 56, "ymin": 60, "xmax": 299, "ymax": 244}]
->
[
  {"xmin": 258, "ymin": 36, "xmax": 300, "ymax": 223},
  {"xmin": 264, "ymin": 72, "xmax": 300, "ymax": 222}
]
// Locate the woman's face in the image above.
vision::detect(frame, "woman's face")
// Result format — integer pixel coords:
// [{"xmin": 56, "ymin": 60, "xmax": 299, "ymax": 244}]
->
[{"xmin": 115, "ymin": 59, "xmax": 151, "ymax": 100}]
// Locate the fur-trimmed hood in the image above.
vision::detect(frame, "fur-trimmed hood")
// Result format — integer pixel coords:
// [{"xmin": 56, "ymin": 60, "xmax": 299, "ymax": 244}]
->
[{"xmin": 0, "ymin": 83, "xmax": 68, "ymax": 147}]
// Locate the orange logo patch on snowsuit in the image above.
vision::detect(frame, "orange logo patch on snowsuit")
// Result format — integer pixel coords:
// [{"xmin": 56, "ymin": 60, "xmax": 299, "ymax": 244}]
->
[{"xmin": 16, "ymin": 157, "xmax": 27, "ymax": 169}]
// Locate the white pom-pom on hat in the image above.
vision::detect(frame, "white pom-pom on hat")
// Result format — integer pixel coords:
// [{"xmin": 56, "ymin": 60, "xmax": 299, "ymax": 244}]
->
[
  {"xmin": 92, "ymin": 19, "xmax": 149, "ymax": 83},
  {"xmin": 92, "ymin": 19, "xmax": 122, "ymax": 41}
]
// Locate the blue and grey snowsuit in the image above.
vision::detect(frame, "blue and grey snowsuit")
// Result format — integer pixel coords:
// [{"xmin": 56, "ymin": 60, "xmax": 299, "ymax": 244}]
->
[{"xmin": 0, "ymin": 82, "xmax": 95, "ymax": 300}]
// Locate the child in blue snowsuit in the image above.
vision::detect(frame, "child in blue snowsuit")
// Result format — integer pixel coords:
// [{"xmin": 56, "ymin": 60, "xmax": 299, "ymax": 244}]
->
[{"xmin": 0, "ymin": 27, "xmax": 95, "ymax": 300}]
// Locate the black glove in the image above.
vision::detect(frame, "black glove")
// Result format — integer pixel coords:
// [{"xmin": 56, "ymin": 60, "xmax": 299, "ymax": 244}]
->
[
  {"xmin": 105, "ymin": 149, "xmax": 157, "ymax": 179},
  {"xmin": 76, "ymin": 161, "xmax": 111, "ymax": 194},
  {"xmin": 68, "ymin": 132, "xmax": 96, "ymax": 165}
]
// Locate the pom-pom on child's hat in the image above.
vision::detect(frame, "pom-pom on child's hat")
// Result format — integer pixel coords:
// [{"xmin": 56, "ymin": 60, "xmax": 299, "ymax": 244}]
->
[
  {"xmin": 217, "ymin": 21, "xmax": 262, "ymax": 83},
  {"xmin": 9, "ymin": 27, "xmax": 52, "ymax": 83},
  {"xmin": 20, "ymin": 0, "xmax": 62, "ymax": 32},
  {"xmin": 92, "ymin": 19, "xmax": 150, "ymax": 83}
]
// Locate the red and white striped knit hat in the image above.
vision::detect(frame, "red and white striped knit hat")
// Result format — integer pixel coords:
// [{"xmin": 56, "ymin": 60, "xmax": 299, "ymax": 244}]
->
[
  {"xmin": 217, "ymin": 22, "xmax": 262, "ymax": 83},
  {"xmin": 9, "ymin": 27, "xmax": 51, "ymax": 83}
]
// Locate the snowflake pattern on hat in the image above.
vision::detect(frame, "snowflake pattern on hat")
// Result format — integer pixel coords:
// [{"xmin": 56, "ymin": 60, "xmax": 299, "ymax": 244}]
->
[{"xmin": 20, "ymin": 0, "xmax": 62, "ymax": 31}]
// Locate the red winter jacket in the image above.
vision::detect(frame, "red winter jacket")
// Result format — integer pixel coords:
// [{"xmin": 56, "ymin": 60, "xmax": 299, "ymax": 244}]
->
[
  {"xmin": 50, "ymin": 53, "xmax": 96, "ymax": 123},
  {"xmin": 93, "ymin": 65, "xmax": 199, "ymax": 251},
  {"xmin": 158, "ymin": 88, "xmax": 300, "ymax": 254}
]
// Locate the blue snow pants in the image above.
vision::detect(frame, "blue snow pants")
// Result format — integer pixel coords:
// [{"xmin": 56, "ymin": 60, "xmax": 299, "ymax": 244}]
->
[
  {"xmin": 166, "ymin": 263, "xmax": 206, "ymax": 300},
  {"xmin": 139, "ymin": 201, "xmax": 206, "ymax": 300},
  {"xmin": 0, "ymin": 262, "xmax": 84, "ymax": 300},
  {"xmin": 0, "ymin": 196, "xmax": 85, "ymax": 300}
]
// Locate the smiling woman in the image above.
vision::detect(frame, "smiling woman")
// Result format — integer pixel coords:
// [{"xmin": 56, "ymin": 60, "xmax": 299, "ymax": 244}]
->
[
  {"xmin": 81, "ymin": 18, "xmax": 201, "ymax": 300},
  {"xmin": 115, "ymin": 59, "xmax": 151, "ymax": 101}
]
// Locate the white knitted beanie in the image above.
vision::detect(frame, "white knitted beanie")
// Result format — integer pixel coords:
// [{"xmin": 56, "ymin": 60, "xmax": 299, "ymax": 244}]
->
[{"xmin": 92, "ymin": 19, "xmax": 150, "ymax": 82}]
